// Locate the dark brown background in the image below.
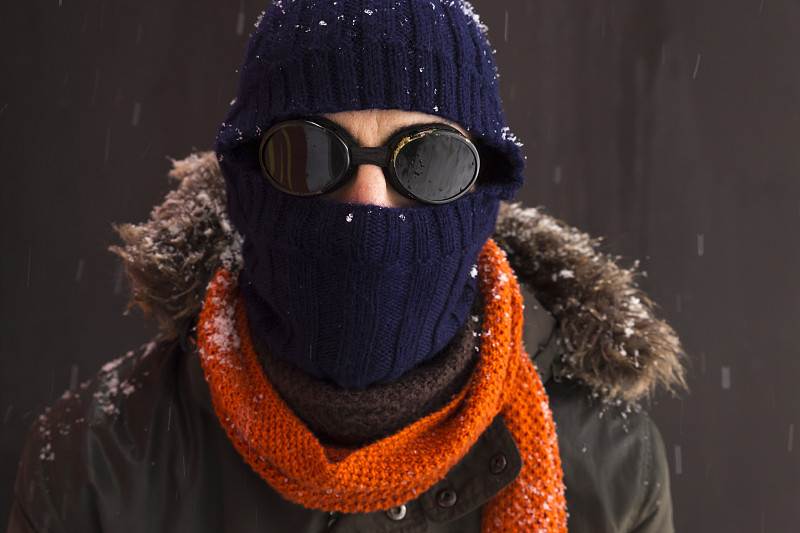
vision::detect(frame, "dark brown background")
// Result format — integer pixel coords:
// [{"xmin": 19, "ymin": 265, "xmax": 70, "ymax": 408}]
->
[{"xmin": 2, "ymin": 1, "xmax": 798, "ymax": 531}]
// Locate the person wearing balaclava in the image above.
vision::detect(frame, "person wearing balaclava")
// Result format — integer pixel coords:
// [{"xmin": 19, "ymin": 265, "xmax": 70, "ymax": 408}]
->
[
  {"xmin": 207, "ymin": 1, "xmax": 568, "ymax": 530},
  {"xmin": 8, "ymin": 1, "xmax": 686, "ymax": 532}
]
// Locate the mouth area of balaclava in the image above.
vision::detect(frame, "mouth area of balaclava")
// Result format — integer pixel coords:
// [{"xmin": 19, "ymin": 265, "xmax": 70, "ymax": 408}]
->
[{"xmin": 236, "ymin": 182, "xmax": 500, "ymax": 390}]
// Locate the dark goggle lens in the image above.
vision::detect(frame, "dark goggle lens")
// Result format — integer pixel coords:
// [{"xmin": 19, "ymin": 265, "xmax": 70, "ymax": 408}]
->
[
  {"xmin": 392, "ymin": 132, "xmax": 479, "ymax": 203},
  {"xmin": 260, "ymin": 123, "xmax": 349, "ymax": 194}
]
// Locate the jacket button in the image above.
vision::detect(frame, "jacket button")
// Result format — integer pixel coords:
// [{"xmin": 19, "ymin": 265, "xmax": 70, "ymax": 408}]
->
[
  {"xmin": 436, "ymin": 488, "xmax": 458, "ymax": 508},
  {"xmin": 386, "ymin": 505, "xmax": 407, "ymax": 521},
  {"xmin": 490, "ymin": 453, "xmax": 508, "ymax": 474}
]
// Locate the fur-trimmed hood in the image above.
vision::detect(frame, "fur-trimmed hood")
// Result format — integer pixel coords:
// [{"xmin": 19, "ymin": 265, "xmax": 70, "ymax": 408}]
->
[{"xmin": 112, "ymin": 152, "xmax": 685, "ymax": 403}]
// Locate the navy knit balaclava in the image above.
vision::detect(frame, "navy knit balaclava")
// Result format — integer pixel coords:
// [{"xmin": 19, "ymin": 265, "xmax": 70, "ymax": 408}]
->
[{"xmin": 216, "ymin": 0, "xmax": 525, "ymax": 389}]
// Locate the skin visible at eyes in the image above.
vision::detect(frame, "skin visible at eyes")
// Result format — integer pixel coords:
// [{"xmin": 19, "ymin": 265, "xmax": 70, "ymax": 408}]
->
[{"xmin": 321, "ymin": 109, "xmax": 469, "ymax": 207}]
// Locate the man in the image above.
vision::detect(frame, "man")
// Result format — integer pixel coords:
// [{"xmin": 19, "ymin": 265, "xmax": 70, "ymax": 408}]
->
[{"xmin": 8, "ymin": 1, "xmax": 686, "ymax": 531}]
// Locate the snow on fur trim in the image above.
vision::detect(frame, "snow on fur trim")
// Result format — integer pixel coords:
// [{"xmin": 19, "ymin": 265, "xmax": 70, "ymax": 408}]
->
[
  {"xmin": 494, "ymin": 203, "xmax": 687, "ymax": 402},
  {"xmin": 110, "ymin": 153, "xmax": 242, "ymax": 341},
  {"xmin": 112, "ymin": 152, "xmax": 685, "ymax": 402}
]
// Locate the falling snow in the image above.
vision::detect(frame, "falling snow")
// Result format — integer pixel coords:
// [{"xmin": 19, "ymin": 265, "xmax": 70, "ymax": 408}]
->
[
  {"xmin": 236, "ymin": 5, "xmax": 246, "ymax": 35},
  {"xmin": 131, "ymin": 102, "xmax": 142, "ymax": 126},
  {"xmin": 692, "ymin": 53, "xmax": 702, "ymax": 79},
  {"xmin": 721, "ymin": 366, "xmax": 731, "ymax": 389}
]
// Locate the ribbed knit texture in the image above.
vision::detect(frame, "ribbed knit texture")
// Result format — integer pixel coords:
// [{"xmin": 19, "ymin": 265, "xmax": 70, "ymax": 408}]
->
[
  {"xmin": 216, "ymin": 0, "xmax": 525, "ymax": 212},
  {"xmin": 196, "ymin": 239, "xmax": 568, "ymax": 531},
  {"xmin": 238, "ymin": 185, "xmax": 499, "ymax": 388},
  {"xmin": 215, "ymin": 0, "xmax": 527, "ymax": 388},
  {"xmin": 255, "ymin": 312, "xmax": 479, "ymax": 446}
]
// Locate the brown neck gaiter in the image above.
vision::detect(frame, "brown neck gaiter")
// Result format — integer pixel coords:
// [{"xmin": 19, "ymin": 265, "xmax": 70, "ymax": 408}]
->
[{"xmin": 253, "ymin": 315, "xmax": 479, "ymax": 448}]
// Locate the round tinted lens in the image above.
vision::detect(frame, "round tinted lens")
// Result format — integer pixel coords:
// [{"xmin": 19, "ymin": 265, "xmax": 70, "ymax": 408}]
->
[
  {"xmin": 392, "ymin": 132, "xmax": 478, "ymax": 203},
  {"xmin": 260, "ymin": 123, "xmax": 349, "ymax": 194}
]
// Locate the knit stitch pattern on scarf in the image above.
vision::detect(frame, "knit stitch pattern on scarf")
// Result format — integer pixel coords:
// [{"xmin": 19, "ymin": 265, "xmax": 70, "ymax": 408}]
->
[{"xmin": 196, "ymin": 239, "xmax": 567, "ymax": 531}]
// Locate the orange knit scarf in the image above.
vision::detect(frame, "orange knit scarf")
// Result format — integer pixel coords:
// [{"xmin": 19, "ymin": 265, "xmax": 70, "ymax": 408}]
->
[{"xmin": 196, "ymin": 239, "xmax": 567, "ymax": 532}]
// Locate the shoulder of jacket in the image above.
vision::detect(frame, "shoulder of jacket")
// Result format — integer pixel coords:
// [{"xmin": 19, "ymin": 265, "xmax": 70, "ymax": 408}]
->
[
  {"xmin": 545, "ymin": 381, "xmax": 674, "ymax": 532},
  {"xmin": 10, "ymin": 340, "xmax": 184, "ymax": 532}
]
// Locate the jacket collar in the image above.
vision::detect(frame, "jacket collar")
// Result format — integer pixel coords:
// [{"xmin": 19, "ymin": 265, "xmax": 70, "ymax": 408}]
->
[{"xmin": 520, "ymin": 285, "xmax": 561, "ymax": 383}]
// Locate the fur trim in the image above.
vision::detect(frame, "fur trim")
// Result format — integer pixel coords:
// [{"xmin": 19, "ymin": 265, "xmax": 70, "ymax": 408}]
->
[
  {"xmin": 111, "ymin": 152, "xmax": 685, "ymax": 402},
  {"xmin": 110, "ymin": 153, "xmax": 242, "ymax": 341},
  {"xmin": 494, "ymin": 203, "xmax": 686, "ymax": 402}
]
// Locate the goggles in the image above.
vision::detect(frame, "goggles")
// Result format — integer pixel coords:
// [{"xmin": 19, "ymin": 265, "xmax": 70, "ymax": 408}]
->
[{"xmin": 258, "ymin": 117, "xmax": 480, "ymax": 205}]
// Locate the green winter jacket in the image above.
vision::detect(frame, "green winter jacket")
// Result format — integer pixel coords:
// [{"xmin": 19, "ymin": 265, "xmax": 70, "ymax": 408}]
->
[{"xmin": 7, "ymin": 153, "xmax": 685, "ymax": 532}]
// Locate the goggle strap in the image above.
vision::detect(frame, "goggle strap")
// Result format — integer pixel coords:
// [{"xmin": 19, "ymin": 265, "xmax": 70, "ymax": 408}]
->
[{"xmin": 349, "ymin": 146, "xmax": 391, "ymax": 168}]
